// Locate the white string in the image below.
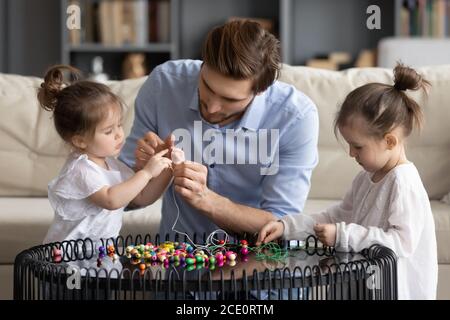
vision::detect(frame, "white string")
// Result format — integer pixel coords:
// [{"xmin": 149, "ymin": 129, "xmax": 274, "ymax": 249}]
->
[
  {"xmin": 170, "ymin": 179, "xmax": 230, "ymax": 256},
  {"xmin": 169, "ymin": 146, "xmax": 231, "ymax": 255}
]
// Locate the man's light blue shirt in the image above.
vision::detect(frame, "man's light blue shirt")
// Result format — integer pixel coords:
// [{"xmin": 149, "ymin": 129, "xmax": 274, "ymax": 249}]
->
[{"xmin": 120, "ymin": 60, "xmax": 319, "ymax": 238}]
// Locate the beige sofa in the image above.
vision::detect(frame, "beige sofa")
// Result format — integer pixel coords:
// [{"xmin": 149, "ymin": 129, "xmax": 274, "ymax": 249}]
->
[{"xmin": 1, "ymin": 64, "xmax": 449, "ymax": 300}]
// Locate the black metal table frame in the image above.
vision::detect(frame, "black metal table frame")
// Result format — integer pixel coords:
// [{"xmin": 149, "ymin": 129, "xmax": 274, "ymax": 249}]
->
[{"xmin": 14, "ymin": 234, "xmax": 398, "ymax": 300}]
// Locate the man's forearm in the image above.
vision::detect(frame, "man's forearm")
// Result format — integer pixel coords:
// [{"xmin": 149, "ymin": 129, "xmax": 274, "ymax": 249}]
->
[{"xmin": 199, "ymin": 191, "xmax": 277, "ymax": 234}]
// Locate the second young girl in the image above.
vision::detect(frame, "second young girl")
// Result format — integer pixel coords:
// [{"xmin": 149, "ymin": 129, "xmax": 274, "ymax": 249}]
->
[{"xmin": 257, "ymin": 64, "xmax": 438, "ymax": 300}]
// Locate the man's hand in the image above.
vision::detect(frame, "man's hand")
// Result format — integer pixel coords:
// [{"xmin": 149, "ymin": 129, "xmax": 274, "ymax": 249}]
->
[
  {"xmin": 134, "ymin": 132, "xmax": 174, "ymax": 170},
  {"xmin": 313, "ymin": 223, "xmax": 337, "ymax": 247},
  {"xmin": 172, "ymin": 161, "xmax": 211, "ymax": 210}
]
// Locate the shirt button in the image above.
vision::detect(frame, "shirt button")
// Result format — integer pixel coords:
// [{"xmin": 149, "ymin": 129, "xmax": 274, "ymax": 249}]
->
[{"xmin": 209, "ymin": 163, "xmax": 215, "ymax": 168}]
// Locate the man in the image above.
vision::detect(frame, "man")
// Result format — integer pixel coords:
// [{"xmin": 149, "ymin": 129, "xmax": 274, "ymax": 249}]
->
[{"xmin": 119, "ymin": 20, "xmax": 319, "ymax": 238}]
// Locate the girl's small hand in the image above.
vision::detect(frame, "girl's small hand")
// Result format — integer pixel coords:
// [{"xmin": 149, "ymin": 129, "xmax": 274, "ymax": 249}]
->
[
  {"xmin": 313, "ymin": 223, "xmax": 337, "ymax": 247},
  {"xmin": 143, "ymin": 149, "xmax": 172, "ymax": 179},
  {"xmin": 256, "ymin": 220, "xmax": 284, "ymax": 246}
]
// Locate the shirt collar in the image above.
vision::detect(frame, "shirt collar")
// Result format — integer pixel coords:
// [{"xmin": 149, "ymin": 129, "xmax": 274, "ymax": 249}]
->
[
  {"xmin": 188, "ymin": 88, "xmax": 200, "ymax": 112},
  {"xmin": 236, "ymin": 92, "xmax": 265, "ymax": 131}
]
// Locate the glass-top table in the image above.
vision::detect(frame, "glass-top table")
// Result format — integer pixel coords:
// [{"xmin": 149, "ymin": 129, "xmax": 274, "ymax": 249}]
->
[{"xmin": 14, "ymin": 234, "xmax": 397, "ymax": 300}]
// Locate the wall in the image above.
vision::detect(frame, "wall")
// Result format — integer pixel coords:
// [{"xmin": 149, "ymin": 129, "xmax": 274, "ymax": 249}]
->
[
  {"xmin": 0, "ymin": 0, "xmax": 60, "ymax": 77},
  {"xmin": 291, "ymin": 0, "xmax": 394, "ymax": 64},
  {"xmin": 179, "ymin": 0, "xmax": 278, "ymax": 59}
]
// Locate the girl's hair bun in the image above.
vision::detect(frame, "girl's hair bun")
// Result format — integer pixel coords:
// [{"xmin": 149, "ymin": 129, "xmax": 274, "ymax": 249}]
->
[
  {"xmin": 37, "ymin": 65, "xmax": 81, "ymax": 112},
  {"xmin": 393, "ymin": 63, "xmax": 427, "ymax": 92}
]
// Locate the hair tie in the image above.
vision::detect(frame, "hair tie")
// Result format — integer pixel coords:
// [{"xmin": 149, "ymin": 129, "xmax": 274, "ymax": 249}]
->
[{"xmin": 393, "ymin": 83, "xmax": 407, "ymax": 91}]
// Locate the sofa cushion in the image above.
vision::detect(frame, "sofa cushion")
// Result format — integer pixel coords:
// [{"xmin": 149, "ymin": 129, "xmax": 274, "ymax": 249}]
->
[
  {"xmin": 442, "ymin": 192, "xmax": 450, "ymax": 205},
  {"xmin": 279, "ymin": 65, "xmax": 450, "ymax": 200},
  {"xmin": 2, "ymin": 66, "xmax": 450, "ymax": 200},
  {"xmin": 0, "ymin": 197, "xmax": 162, "ymax": 264}
]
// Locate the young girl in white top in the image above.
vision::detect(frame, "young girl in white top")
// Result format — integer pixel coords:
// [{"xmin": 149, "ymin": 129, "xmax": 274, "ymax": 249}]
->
[
  {"xmin": 38, "ymin": 65, "xmax": 173, "ymax": 244},
  {"xmin": 257, "ymin": 64, "xmax": 438, "ymax": 300}
]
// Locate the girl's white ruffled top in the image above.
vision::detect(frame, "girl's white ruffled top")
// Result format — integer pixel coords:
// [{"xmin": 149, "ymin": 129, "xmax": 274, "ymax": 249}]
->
[
  {"xmin": 281, "ymin": 162, "xmax": 438, "ymax": 300},
  {"xmin": 43, "ymin": 152, "xmax": 134, "ymax": 244}
]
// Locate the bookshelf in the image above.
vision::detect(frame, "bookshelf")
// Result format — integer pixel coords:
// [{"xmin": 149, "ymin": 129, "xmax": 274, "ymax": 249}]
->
[
  {"xmin": 58, "ymin": 0, "xmax": 399, "ymax": 77},
  {"xmin": 61, "ymin": 0, "xmax": 180, "ymax": 80},
  {"xmin": 8, "ymin": 0, "xmax": 440, "ymax": 77},
  {"xmin": 395, "ymin": 0, "xmax": 450, "ymax": 37}
]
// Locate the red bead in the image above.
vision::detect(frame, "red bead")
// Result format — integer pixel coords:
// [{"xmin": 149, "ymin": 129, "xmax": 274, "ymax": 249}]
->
[
  {"xmin": 240, "ymin": 240, "xmax": 248, "ymax": 246},
  {"xmin": 52, "ymin": 248, "xmax": 62, "ymax": 263}
]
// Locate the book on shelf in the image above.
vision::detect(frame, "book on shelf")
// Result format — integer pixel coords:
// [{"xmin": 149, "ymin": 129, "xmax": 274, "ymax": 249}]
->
[
  {"xmin": 134, "ymin": 0, "xmax": 149, "ymax": 45},
  {"xmin": 149, "ymin": 0, "xmax": 171, "ymax": 43},
  {"xmin": 399, "ymin": 0, "xmax": 450, "ymax": 37},
  {"xmin": 68, "ymin": 0, "xmax": 81, "ymax": 45},
  {"xmin": 158, "ymin": 0, "xmax": 171, "ymax": 43},
  {"xmin": 69, "ymin": 0, "xmax": 171, "ymax": 47}
]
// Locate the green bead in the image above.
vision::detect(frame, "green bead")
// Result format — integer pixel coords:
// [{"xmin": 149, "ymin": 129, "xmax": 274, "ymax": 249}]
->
[
  {"xmin": 186, "ymin": 258, "xmax": 195, "ymax": 265},
  {"xmin": 186, "ymin": 264, "xmax": 196, "ymax": 271},
  {"xmin": 195, "ymin": 255, "xmax": 204, "ymax": 263}
]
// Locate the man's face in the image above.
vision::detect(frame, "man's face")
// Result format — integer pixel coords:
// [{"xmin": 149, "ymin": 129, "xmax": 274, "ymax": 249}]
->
[{"xmin": 198, "ymin": 64, "xmax": 255, "ymax": 126}]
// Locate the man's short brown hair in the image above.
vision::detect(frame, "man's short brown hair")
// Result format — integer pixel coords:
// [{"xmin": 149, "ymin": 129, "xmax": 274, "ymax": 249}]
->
[{"xmin": 202, "ymin": 20, "xmax": 281, "ymax": 94}]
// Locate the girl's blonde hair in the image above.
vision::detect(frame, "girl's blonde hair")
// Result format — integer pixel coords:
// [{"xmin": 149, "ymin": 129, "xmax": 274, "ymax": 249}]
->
[
  {"xmin": 334, "ymin": 63, "xmax": 430, "ymax": 139},
  {"xmin": 37, "ymin": 65, "xmax": 123, "ymax": 144}
]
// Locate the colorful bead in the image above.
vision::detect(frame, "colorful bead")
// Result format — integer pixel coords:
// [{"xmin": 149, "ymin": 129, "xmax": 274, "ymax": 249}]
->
[
  {"xmin": 186, "ymin": 264, "xmax": 196, "ymax": 271},
  {"xmin": 215, "ymin": 252, "xmax": 224, "ymax": 263},
  {"xmin": 117, "ymin": 239, "xmax": 252, "ymax": 271},
  {"xmin": 240, "ymin": 247, "xmax": 249, "ymax": 255},
  {"xmin": 52, "ymin": 248, "xmax": 62, "ymax": 263},
  {"xmin": 225, "ymin": 251, "xmax": 236, "ymax": 261}
]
